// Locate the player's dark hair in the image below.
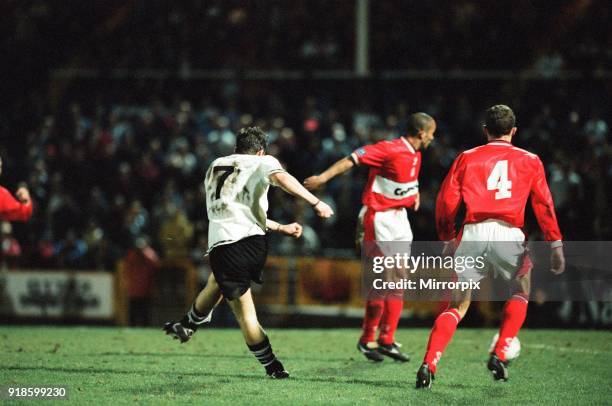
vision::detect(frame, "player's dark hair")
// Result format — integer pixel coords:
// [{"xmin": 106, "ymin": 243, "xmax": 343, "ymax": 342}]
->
[
  {"xmin": 485, "ymin": 105, "xmax": 516, "ymax": 137},
  {"xmin": 405, "ymin": 112, "xmax": 434, "ymax": 137},
  {"xmin": 235, "ymin": 126, "xmax": 268, "ymax": 154}
]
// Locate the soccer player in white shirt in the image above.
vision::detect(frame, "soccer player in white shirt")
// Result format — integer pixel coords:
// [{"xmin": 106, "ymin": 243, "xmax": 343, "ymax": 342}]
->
[{"xmin": 164, "ymin": 127, "xmax": 333, "ymax": 379}]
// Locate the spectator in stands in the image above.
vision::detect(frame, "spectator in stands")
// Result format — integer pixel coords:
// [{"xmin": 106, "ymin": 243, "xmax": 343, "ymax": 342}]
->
[
  {"xmin": 158, "ymin": 203, "xmax": 194, "ymax": 260},
  {"xmin": 124, "ymin": 236, "xmax": 160, "ymax": 326}
]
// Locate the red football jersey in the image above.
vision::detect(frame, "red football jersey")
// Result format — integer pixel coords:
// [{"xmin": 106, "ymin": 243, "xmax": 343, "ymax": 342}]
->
[
  {"xmin": 0, "ymin": 186, "xmax": 32, "ymax": 222},
  {"xmin": 436, "ymin": 140, "xmax": 562, "ymax": 242},
  {"xmin": 352, "ymin": 137, "xmax": 421, "ymax": 211}
]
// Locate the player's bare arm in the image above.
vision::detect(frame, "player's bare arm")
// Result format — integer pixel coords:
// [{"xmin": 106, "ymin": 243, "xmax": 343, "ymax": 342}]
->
[
  {"xmin": 270, "ymin": 171, "xmax": 334, "ymax": 218},
  {"xmin": 550, "ymin": 246, "xmax": 565, "ymax": 275},
  {"xmin": 16, "ymin": 186, "xmax": 31, "ymax": 204},
  {"xmin": 303, "ymin": 156, "xmax": 355, "ymax": 190},
  {"xmin": 266, "ymin": 219, "xmax": 303, "ymax": 239},
  {"xmin": 413, "ymin": 192, "xmax": 420, "ymax": 211}
]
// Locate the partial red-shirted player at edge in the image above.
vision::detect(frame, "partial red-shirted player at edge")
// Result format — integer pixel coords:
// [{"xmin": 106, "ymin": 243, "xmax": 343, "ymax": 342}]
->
[
  {"xmin": 415, "ymin": 105, "xmax": 566, "ymax": 389},
  {"xmin": 305, "ymin": 113, "xmax": 436, "ymax": 363},
  {"xmin": 0, "ymin": 157, "xmax": 33, "ymax": 222}
]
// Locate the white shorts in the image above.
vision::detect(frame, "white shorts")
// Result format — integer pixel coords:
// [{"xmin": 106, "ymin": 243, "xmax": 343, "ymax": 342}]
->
[
  {"xmin": 357, "ymin": 206, "xmax": 413, "ymax": 256},
  {"xmin": 454, "ymin": 219, "xmax": 526, "ymax": 283}
]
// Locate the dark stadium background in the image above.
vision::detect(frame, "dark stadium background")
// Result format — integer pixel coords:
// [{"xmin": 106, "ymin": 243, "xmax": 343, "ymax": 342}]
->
[{"xmin": 1, "ymin": 1, "xmax": 610, "ymax": 329}]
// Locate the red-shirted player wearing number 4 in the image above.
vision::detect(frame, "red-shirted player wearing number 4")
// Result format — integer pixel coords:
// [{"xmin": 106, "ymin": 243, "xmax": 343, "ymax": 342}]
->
[
  {"xmin": 305, "ymin": 113, "xmax": 436, "ymax": 363},
  {"xmin": 416, "ymin": 105, "xmax": 565, "ymax": 388}
]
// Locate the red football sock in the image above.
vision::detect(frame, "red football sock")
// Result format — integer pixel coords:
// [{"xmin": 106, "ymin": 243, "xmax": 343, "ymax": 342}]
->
[
  {"xmin": 360, "ymin": 299, "xmax": 385, "ymax": 343},
  {"xmin": 423, "ymin": 308, "xmax": 462, "ymax": 374},
  {"xmin": 494, "ymin": 294, "xmax": 528, "ymax": 361},
  {"xmin": 378, "ymin": 293, "xmax": 403, "ymax": 345}
]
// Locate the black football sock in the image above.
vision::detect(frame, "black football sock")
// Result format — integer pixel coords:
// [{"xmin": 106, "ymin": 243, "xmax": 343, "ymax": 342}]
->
[
  {"xmin": 181, "ymin": 304, "xmax": 212, "ymax": 330},
  {"xmin": 247, "ymin": 336, "xmax": 284, "ymax": 375}
]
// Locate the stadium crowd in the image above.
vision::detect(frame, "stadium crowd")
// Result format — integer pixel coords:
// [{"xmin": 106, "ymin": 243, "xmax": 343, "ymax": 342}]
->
[
  {"xmin": 1, "ymin": 0, "xmax": 610, "ymax": 271},
  {"xmin": 0, "ymin": 79, "xmax": 608, "ymax": 270}
]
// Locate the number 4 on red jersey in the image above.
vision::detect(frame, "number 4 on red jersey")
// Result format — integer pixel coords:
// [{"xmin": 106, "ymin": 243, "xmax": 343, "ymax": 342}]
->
[{"xmin": 435, "ymin": 140, "xmax": 562, "ymax": 242}]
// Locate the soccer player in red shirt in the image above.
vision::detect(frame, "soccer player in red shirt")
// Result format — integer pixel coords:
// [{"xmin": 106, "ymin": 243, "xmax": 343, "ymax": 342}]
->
[
  {"xmin": 0, "ymin": 157, "xmax": 32, "ymax": 222},
  {"xmin": 305, "ymin": 113, "xmax": 436, "ymax": 362},
  {"xmin": 415, "ymin": 105, "xmax": 565, "ymax": 388}
]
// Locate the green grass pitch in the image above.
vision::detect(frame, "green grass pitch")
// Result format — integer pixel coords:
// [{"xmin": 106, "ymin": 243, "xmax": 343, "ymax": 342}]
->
[{"xmin": 2, "ymin": 327, "xmax": 611, "ymax": 404}]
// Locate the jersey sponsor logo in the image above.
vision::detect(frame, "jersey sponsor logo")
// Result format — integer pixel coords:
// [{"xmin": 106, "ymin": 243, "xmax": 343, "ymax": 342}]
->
[
  {"xmin": 357, "ymin": 148, "xmax": 366, "ymax": 156},
  {"xmin": 372, "ymin": 175, "xmax": 418, "ymax": 200},
  {"xmin": 394, "ymin": 186, "xmax": 417, "ymax": 196}
]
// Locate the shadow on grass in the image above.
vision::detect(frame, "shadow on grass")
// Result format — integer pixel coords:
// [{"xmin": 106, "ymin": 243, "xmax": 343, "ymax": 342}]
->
[{"xmin": 3, "ymin": 365, "xmax": 400, "ymax": 389}]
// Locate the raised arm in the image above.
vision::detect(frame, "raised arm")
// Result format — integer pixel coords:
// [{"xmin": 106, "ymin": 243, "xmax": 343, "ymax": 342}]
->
[
  {"xmin": 270, "ymin": 171, "xmax": 334, "ymax": 218},
  {"xmin": 303, "ymin": 156, "xmax": 355, "ymax": 191}
]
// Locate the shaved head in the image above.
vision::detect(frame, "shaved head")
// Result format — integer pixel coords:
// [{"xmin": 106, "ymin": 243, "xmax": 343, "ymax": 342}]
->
[{"xmin": 405, "ymin": 113, "xmax": 435, "ymax": 137}]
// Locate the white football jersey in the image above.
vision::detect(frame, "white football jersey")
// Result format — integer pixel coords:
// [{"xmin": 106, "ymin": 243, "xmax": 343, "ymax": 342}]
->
[{"xmin": 205, "ymin": 154, "xmax": 285, "ymax": 252}]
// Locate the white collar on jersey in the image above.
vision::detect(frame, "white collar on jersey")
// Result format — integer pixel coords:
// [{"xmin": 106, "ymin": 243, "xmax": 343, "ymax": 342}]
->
[
  {"xmin": 401, "ymin": 136, "xmax": 416, "ymax": 153},
  {"xmin": 487, "ymin": 141, "xmax": 513, "ymax": 147}
]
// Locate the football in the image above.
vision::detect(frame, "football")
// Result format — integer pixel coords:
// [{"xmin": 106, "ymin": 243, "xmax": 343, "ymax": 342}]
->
[{"xmin": 489, "ymin": 333, "xmax": 521, "ymax": 360}]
